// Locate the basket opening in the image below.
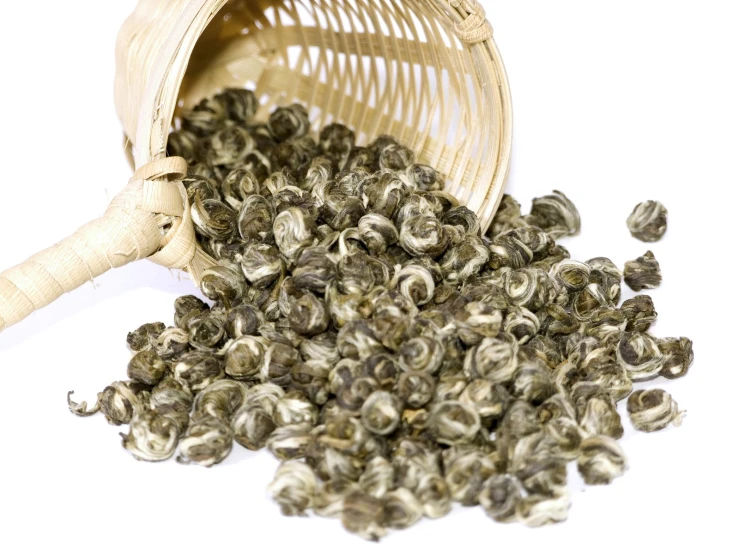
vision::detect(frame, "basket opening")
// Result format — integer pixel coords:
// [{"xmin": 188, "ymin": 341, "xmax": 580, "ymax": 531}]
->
[{"xmin": 174, "ymin": 0, "xmax": 504, "ymax": 219}]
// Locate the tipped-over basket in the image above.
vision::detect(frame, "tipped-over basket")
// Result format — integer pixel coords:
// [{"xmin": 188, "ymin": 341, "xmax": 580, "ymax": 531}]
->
[{"xmin": 0, "ymin": 0, "xmax": 512, "ymax": 332}]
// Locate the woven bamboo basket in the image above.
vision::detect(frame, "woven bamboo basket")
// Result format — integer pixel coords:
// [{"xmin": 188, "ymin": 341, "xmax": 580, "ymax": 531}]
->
[{"xmin": 0, "ymin": 0, "xmax": 512, "ymax": 332}]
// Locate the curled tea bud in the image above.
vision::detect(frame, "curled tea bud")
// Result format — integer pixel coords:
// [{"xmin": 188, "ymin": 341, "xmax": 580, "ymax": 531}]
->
[
  {"xmin": 658, "ymin": 337, "xmax": 694, "ymax": 380},
  {"xmin": 379, "ymin": 143, "xmax": 414, "ymax": 170},
  {"xmin": 127, "ymin": 350, "xmax": 167, "ymax": 386},
  {"xmin": 193, "ymin": 380, "xmax": 248, "ymax": 421},
  {"xmin": 433, "ymin": 376, "xmax": 468, "ymax": 403},
  {"xmin": 121, "ymin": 409, "xmax": 185, "ymax": 462},
  {"xmin": 150, "ymin": 377, "xmax": 193, "ymax": 413},
  {"xmin": 174, "ymin": 295, "xmax": 209, "ymax": 330},
  {"xmin": 396, "ymin": 191, "xmax": 444, "ymax": 227},
  {"xmin": 99, "ymin": 381, "xmax": 143, "ymax": 425},
  {"xmin": 459, "ymin": 380, "xmax": 511, "ymax": 423},
  {"xmin": 267, "ymin": 423, "xmax": 314, "ymax": 460},
  {"xmin": 293, "ymin": 246, "xmax": 336, "ymax": 293},
  {"xmin": 268, "ymin": 103, "xmax": 310, "ymax": 141},
  {"xmin": 200, "ymin": 264, "xmax": 247, "ymax": 308},
  {"xmin": 441, "ymin": 205, "xmax": 480, "ymax": 234},
  {"xmin": 262, "ymin": 342, "xmax": 301, "ymax": 386},
  {"xmin": 273, "ymin": 206, "xmax": 317, "ymax": 262},
  {"xmin": 526, "ymin": 190, "xmax": 581, "ymax": 239},
  {"xmin": 225, "ymin": 304, "xmax": 262, "ymax": 338},
  {"xmin": 454, "ymin": 303, "xmax": 503, "ymax": 347},
  {"xmin": 584, "ymin": 307, "xmax": 627, "ymax": 345},
  {"xmin": 516, "ymin": 491, "xmax": 571, "ymax": 527},
  {"xmin": 504, "ymin": 307, "xmax": 540, "ymax": 344},
  {"xmin": 224, "ymin": 336, "xmax": 265, "ymax": 381},
  {"xmin": 621, "ymin": 295, "xmax": 658, "ymax": 333},
  {"xmin": 181, "ymin": 96, "xmax": 226, "ymax": 136},
  {"xmin": 426, "ymin": 401, "xmax": 481, "ymax": 446},
  {"xmin": 587, "ymin": 360, "xmax": 633, "ymax": 401},
  {"xmin": 240, "ymin": 244, "xmax": 283, "ymax": 288},
  {"xmin": 300, "ymin": 332, "xmax": 340, "ymax": 374},
  {"xmin": 489, "ymin": 194, "xmax": 525, "ymax": 237},
  {"xmin": 188, "ymin": 312, "xmax": 226, "ymax": 351},
  {"xmin": 359, "ymin": 456, "xmax": 395, "ymax": 497},
  {"xmin": 444, "ymin": 450, "xmax": 497, "ymax": 505},
  {"xmin": 274, "ymin": 392, "xmax": 319, "ymax": 427},
  {"xmin": 127, "ymin": 322, "xmax": 166, "ymax": 352},
  {"xmin": 231, "ymin": 404, "xmax": 276, "ymax": 450},
  {"xmin": 405, "ymin": 163, "xmax": 443, "ymax": 191},
  {"xmin": 302, "ymin": 156, "xmax": 333, "ymax": 193},
  {"xmin": 510, "ymin": 432, "xmax": 567, "ymax": 495},
  {"xmin": 191, "ymin": 194, "xmax": 237, "ymax": 240},
  {"xmin": 538, "ymin": 393, "xmax": 577, "ymax": 423},
  {"xmin": 337, "ymin": 251, "xmax": 388, "ymax": 295},
  {"xmin": 396, "ymin": 371, "xmax": 436, "ymax": 408},
  {"xmin": 480, "ymin": 474, "xmax": 521, "ymax": 523},
  {"xmin": 268, "ymin": 460, "xmax": 317, "ymax": 516},
  {"xmin": 579, "ymin": 396, "xmax": 624, "ymax": 439},
  {"xmin": 521, "ymin": 335, "xmax": 562, "ymax": 369},
  {"xmin": 215, "ymin": 88, "xmax": 258, "ymax": 123},
  {"xmin": 577, "ymin": 435, "xmax": 627, "ymax": 485},
  {"xmin": 415, "ymin": 473, "xmax": 452, "ymax": 518},
  {"xmin": 286, "ymin": 288, "xmax": 329, "ymax": 337},
  {"xmin": 627, "ymin": 200, "xmax": 667, "ymax": 242},
  {"xmin": 550, "ymin": 260, "xmax": 590, "ymax": 292},
  {"xmin": 342, "ymin": 491, "xmax": 387, "ymax": 541},
  {"xmin": 153, "ymin": 327, "xmax": 190, "ymax": 361},
  {"xmin": 358, "ymin": 213, "xmax": 398, "ymax": 255},
  {"xmin": 167, "ymin": 129, "xmax": 199, "ymax": 162},
  {"xmin": 511, "ymin": 364, "xmax": 556, "ymax": 405},
  {"xmin": 361, "ymin": 391, "xmax": 401, "ymax": 435},
  {"xmin": 184, "ymin": 175, "xmax": 221, "ymax": 204},
  {"xmin": 337, "ymin": 320, "xmax": 385, "ymax": 360},
  {"xmin": 221, "ymin": 168, "xmax": 260, "ymax": 208},
  {"xmin": 624, "ymin": 250, "xmax": 662, "ymax": 291},
  {"xmin": 238, "ymin": 195, "xmax": 274, "ymax": 241},
  {"xmin": 174, "ymin": 351, "xmax": 224, "ymax": 393},
  {"xmin": 319, "ymin": 122, "xmax": 355, "ymax": 164},
  {"xmin": 336, "ymin": 375, "xmax": 378, "ymax": 413},
  {"xmin": 67, "ymin": 391, "xmax": 100, "ymax": 417},
  {"xmin": 398, "ymin": 337, "xmax": 444, "ymax": 374},
  {"xmin": 464, "ymin": 333, "xmax": 519, "ymax": 384},
  {"xmin": 178, "ymin": 416, "xmax": 233, "ymax": 467},
  {"xmin": 362, "ymin": 354, "xmax": 399, "ymax": 390},
  {"xmin": 320, "ymin": 194, "xmax": 365, "ymax": 231},
  {"xmin": 244, "ymin": 383, "xmax": 285, "ymax": 416},
  {"xmin": 399, "ymin": 215, "xmax": 448, "ymax": 258},
  {"xmin": 207, "ymin": 125, "xmax": 254, "ymax": 167},
  {"xmin": 544, "ymin": 417, "xmax": 583, "ymax": 461},
  {"xmin": 572, "ymin": 283, "xmax": 613, "ymax": 322},
  {"xmin": 504, "ymin": 268, "xmax": 555, "ymax": 312},
  {"xmin": 362, "ymin": 171, "xmax": 408, "ymax": 219},
  {"xmin": 439, "ymin": 235, "xmax": 489, "ymax": 284},
  {"xmin": 627, "ymin": 389, "xmax": 684, "ymax": 432},
  {"xmin": 617, "ymin": 331, "xmax": 665, "ymax": 381},
  {"xmin": 390, "ymin": 264, "xmax": 435, "ymax": 307},
  {"xmin": 587, "ymin": 257, "xmax": 622, "ymax": 305},
  {"xmin": 383, "ymin": 488, "xmax": 423, "ymax": 529}
]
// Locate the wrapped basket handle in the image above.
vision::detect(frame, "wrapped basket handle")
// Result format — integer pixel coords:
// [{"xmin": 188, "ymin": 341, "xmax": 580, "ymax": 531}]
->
[{"xmin": 0, "ymin": 156, "xmax": 206, "ymax": 332}]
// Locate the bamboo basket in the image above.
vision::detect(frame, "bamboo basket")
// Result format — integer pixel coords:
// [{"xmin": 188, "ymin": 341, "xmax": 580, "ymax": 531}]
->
[{"xmin": 0, "ymin": 0, "xmax": 512, "ymax": 332}]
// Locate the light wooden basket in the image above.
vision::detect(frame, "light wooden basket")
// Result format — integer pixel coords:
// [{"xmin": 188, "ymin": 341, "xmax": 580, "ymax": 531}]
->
[{"xmin": 0, "ymin": 0, "xmax": 512, "ymax": 332}]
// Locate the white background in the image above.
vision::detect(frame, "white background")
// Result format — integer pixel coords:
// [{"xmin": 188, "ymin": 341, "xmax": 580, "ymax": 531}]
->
[{"xmin": 0, "ymin": 1, "xmax": 737, "ymax": 553}]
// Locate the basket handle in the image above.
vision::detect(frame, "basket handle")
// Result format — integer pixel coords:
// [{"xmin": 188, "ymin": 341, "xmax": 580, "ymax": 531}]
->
[{"xmin": 0, "ymin": 157, "xmax": 200, "ymax": 332}]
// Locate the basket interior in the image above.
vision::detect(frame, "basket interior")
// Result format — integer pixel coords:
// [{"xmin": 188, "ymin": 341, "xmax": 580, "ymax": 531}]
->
[{"xmin": 176, "ymin": 0, "xmax": 505, "ymax": 224}]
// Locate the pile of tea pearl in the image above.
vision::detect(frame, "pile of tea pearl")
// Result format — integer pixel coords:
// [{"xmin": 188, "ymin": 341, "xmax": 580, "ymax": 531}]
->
[{"xmin": 69, "ymin": 89, "xmax": 692, "ymax": 540}]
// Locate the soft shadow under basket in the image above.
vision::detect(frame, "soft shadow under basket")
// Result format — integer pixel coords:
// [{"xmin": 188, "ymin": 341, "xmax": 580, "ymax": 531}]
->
[{"xmin": 0, "ymin": 0, "xmax": 512, "ymax": 331}]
